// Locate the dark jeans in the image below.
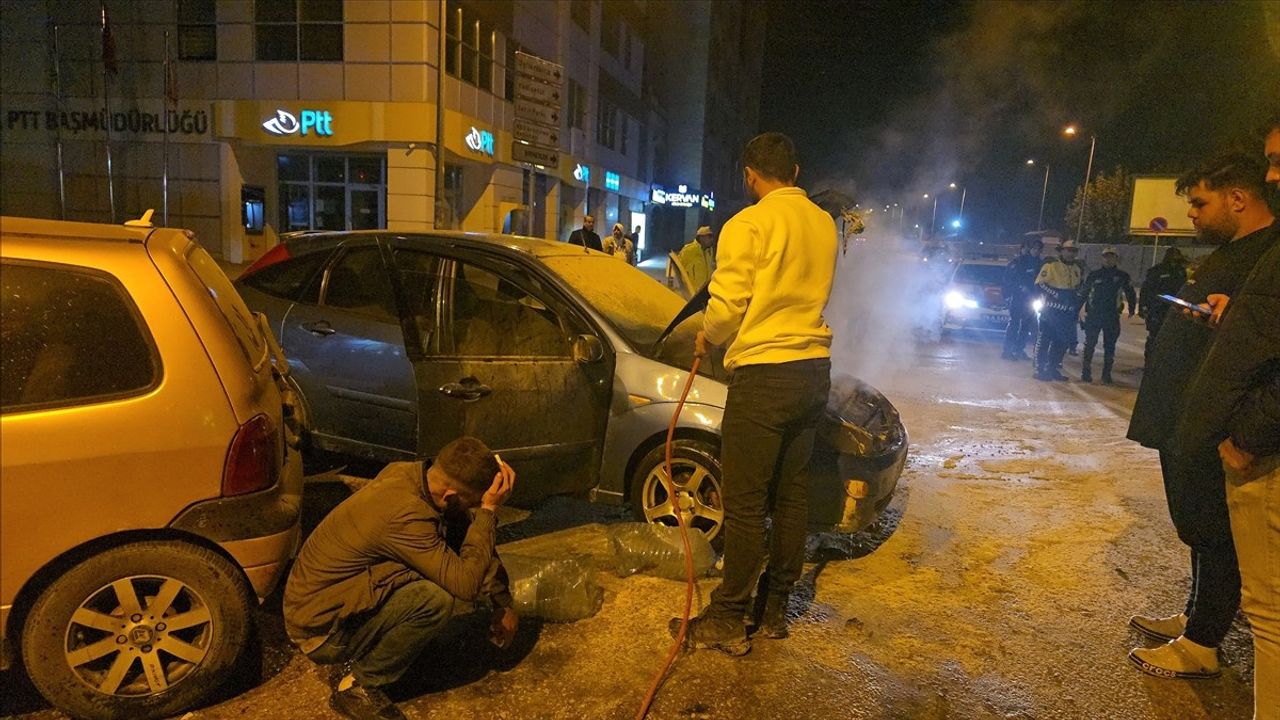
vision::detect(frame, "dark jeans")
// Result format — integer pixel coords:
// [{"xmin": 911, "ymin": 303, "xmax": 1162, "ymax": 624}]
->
[
  {"xmin": 1144, "ymin": 311, "xmax": 1167, "ymax": 365},
  {"xmin": 1159, "ymin": 447, "xmax": 1241, "ymax": 647},
  {"xmin": 706, "ymin": 358, "xmax": 831, "ymax": 621},
  {"xmin": 1034, "ymin": 308, "xmax": 1074, "ymax": 374},
  {"xmin": 308, "ymin": 580, "xmax": 456, "ymax": 688},
  {"xmin": 1082, "ymin": 313, "xmax": 1120, "ymax": 374},
  {"xmin": 1003, "ymin": 296, "xmax": 1036, "ymax": 356}
]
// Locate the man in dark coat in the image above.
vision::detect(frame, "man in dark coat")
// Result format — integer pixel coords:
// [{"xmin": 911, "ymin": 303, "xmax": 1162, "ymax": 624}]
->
[
  {"xmin": 1126, "ymin": 151, "xmax": 1279, "ymax": 681},
  {"xmin": 1078, "ymin": 247, "xmax": 1137, "ymax": 384},
  {"xmin": 1001, "ymin": 237, "xmax": 1044, "ymax": 361},
  {"xmin": 1172, "ymin": 120, "xmax": 1280, "ymax": 718},
  {"xmin": 567, "ymin": 214, "xmax": 602, "ymax": 251},
  {"xmin": 1137, "ymin": 247, "xmax": 1188, "ymax": 364}
]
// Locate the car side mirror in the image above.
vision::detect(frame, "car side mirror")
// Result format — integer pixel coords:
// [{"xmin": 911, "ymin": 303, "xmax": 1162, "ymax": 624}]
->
[{"xmin": 572, "ymin": 334, "xmax": 605, "ymax": 364}]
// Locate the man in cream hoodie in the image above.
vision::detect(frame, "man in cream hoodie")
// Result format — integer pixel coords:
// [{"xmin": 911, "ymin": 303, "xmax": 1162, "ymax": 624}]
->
[{"xmin": 676, "ymin": 132, "xmax": 837, "ymax": 655}]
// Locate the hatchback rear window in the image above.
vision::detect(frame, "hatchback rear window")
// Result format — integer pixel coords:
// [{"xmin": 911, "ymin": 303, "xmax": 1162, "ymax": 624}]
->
[
  {"xmin": 184, "ymin": 243, "xmax": 268, "ymax": 368},
  {"xmin": 1, "ymin": 261, "xmax": 160, "ymax": 412}
]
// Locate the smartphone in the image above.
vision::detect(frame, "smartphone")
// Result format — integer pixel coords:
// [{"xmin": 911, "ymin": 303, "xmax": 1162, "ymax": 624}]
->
[{"xmin": 1158, "ymin": 294, "xmax": 1211, "ymax": 316}]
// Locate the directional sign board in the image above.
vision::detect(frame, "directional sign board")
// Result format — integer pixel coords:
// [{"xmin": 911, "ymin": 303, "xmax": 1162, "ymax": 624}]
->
[
  {"xmin": 515, "ymin": 99, "xmax": 560, "ymax": 128},
  {"xmin": 514, "ymin": 117, "xmax": 559, "ymax": 149},
  {"xmin": 515, "ymin": 77, "xmax": 562, "ymax": 107},
  {"xmin": 515, "ymin": 51, "xmax": 563, "ymax": 85},
  {"xmin": 512, "ymin": 142, "xmax": 559, "ymax": 169}
]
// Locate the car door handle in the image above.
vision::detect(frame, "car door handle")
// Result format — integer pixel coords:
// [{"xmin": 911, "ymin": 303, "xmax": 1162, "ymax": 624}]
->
[
  {"xmin": 300, "ymin": 320, "xmax": 336, "ymax": 337},
  {"xmin": 439, "ymin": 377, "xmax": 491, "ymax": 402}
]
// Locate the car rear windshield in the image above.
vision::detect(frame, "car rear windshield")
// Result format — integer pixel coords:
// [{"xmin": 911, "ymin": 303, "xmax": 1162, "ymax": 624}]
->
[
  {"xmin": 184, "ymin": 243, "xmax": 268, "ymax": 368},
  {"xmin": 954, "ymin": 263, "xmax": 1005, "ymax": 285}
]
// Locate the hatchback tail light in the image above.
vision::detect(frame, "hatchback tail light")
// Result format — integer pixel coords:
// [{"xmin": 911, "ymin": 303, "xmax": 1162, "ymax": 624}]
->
[
  {"xmin": 222, "ymin": 413, "xmax": 280, "ymax": 496},
  {"xmin": 238, "ymin": 243, "xmax": 290, "ymax": 280}
]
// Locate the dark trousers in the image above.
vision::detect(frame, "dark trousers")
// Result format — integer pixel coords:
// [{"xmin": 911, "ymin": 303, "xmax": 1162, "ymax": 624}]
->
[
  {"xmin": 1003, "ymin": 296, "xmax": 1036, "ymax": 357},
  {"xmin": 1159, "ymin": 447, "xmax": 1240, "ymax": 647},
  {"xmin": 309, "ymin": 580, "xmax": 456, "ymax": 688},
  {"xmin": 1082, "ymin": 313, "xmax": 1120, "ymax": 375},
  {"xmin": 1144, "ymin": 311, "xmax": 1167, "ymax": 365},
  {"xmin": 1034, "ymin": 308, "xmax": 1074, "ymax": 374},
  {"xmin": 707, "ymin": 358, "xmax": 831, "ymax": 620}
]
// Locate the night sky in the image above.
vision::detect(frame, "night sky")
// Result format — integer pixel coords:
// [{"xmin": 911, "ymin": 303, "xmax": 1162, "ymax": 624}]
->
[{"xmin": 760, "ymin": 0, "xmax": 1280, "ymax": 242}]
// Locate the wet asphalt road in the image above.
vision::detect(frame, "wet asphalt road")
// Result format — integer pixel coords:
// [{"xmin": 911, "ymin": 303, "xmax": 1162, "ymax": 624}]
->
[{"xmin": 2, "ymin": 282, "xmax": 1257, "ymax": 719}]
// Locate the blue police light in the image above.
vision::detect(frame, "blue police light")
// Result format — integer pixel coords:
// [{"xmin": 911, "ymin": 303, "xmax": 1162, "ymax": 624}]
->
[{"xmin": 951, "ymin": 219, "xmax": 962, "ymax": 229}]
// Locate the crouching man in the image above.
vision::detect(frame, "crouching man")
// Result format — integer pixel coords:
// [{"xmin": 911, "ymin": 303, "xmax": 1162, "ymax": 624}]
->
[{"xmin": 284, "ymin": 437, "xmax": 518, "ymax": 720}]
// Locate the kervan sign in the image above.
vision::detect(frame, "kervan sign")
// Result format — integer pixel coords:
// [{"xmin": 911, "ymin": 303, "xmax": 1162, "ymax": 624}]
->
[
  {"xmin": 651, "ymin": 183, "xmax": 714, "ymax": 210},
  {"xmin": 262, "ymin": 109, "xmax": 333, "ymax": 137}
]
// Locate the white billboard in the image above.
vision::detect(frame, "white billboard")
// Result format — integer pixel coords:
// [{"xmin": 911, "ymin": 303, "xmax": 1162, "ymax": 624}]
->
[{"xmin": 1128, "ymin": 176, "xmax": 1196, "ymax": 236}]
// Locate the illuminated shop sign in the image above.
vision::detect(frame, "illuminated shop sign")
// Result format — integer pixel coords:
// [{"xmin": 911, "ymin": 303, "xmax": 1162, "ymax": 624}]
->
[
  {"xmin": 465, "ymin": 126, "xmax": 495, "ymax": 156},
  {"xmin": 573, "ymin": 164, "xmax": 590, "ymax": 183},
  {"xmin": 650, "ymin": 183, "xmax": 714, "ymax": 210},
  {"xmin": 605, "ymin": 171, "xmax": 620, "ymax": 191},
  {"xmin": 262, "ymin": 109, "xmax": 333, "ymax": 137}
]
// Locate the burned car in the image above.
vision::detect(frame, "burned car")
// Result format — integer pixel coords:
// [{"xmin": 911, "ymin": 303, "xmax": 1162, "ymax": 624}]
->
[{"xmin": 236, "ymin": 231, "xmax": 906, "ymax": 542}]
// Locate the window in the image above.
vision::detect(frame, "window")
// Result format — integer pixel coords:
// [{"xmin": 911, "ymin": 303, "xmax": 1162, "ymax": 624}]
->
[
  {"xmin": 596, "ymin": 96, "xmax": 618, "ymax": 149},
  {"xmin": 278, "ymin": 153, "xmax": 386, "ymax": 232},
  {"xmin": 448, "ymin": 262, "xmax": 569, "ymax": 357},
  {"xmin": 439, "ymin": 163, "xmax": 464, "ymax": 230},
  {"xmin": 392, "ymin": 249, "xmax": 443, "ymax": 353},
  {"xmin": 568, "ymin": 78, "xmax": 587, "ymax": 130},
  {"xmin": 570, "ymin": 0, "xmax": 591, "ymax": 32},
  {"xmin": 320, "ymin": 247, "xmax": 397, "ymax": 321},
  {"xmin": 177, "ymin": 0, "xmax": 216, "ymax": 61},
  {"xmin": 1, "ymin": 262, "xmax": 159, "ymax": 412},
  {"xmin": 239, "ymin": 249, "xmax": 332, "ymax": 301},
  {"xmin": 601, "ymin": 4, "xmax": 621, "ymax": 57},
  {"xmin": 446, "ymin": 0, "xmax": 496, "ymax": 93},
  {"xmin": 255, "ymin": 0, "xmax": 343, "ymax": 62},
  {"xmin": 503, "ymin": 40, "xmax": 522, "ymax": 101},
  {"xmin": 620, "ymin": 115, "xmax": 629, "ymax": 156}
]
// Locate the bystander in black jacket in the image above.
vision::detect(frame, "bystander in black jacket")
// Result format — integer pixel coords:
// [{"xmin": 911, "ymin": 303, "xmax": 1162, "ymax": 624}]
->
[
  {"xmin": 1127, "ymin": 222, "xmax": 1280, "ymax": 450},
  {"xmin": 1139, "ymin": 254, "xmax": 1189, "ymax": 320},
  {"xmin": 1174, "ymin": 238, "xmax": 1280, "ymax": 458},
  {"xmin": 1081, "ymin": 266, "xmax": 1137, "ymax": 318},
  {"xmin": 567, "ymin": 227, "xmax": 603, "ymax": 251},
  {"xmin": 1003, "ymin": 253, "xmax": 1043, "ymax": 303}
]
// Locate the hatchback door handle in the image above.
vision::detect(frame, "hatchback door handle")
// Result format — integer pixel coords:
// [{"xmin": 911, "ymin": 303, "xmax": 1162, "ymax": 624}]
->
[
  {"xmin": 439, "ymin": 377, "xmax": 491, "ymax": 402},
  {"xmin": 301, "ymin": 320, "xmax": 336, "ymax": 336}
]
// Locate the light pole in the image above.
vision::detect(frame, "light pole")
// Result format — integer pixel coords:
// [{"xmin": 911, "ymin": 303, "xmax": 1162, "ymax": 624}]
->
[
  {"xmin": 924, "ymin": 193, "xmax": 937, "ymax": 233},
  {"xmin": 1027, "ymin": 159, "xmax": 1051, "ymax": 231},
  {"xmin": 949, "ymin": 182, "xmax": 967, "ymax": 224},
  {"xmin": 1065, "ymin": 125, "xmax": 1097, "ymax": 242}
]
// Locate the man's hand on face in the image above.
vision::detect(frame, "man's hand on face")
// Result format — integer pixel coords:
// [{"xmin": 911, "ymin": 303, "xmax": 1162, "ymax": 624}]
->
[
  {"xmin": 481, "ymin": 457, "xmax": 516, "ymax": 512},
  {"xmin": 489, "ymin": 606, "xmax": 519, "ymax": 649},
  {"xmin": 694, "ymin": 330, "xmax": 708, "ymax": 358},
  {"xmin": 1219, "ymin": 437, "xmax": 1255, "ymax": 472}
]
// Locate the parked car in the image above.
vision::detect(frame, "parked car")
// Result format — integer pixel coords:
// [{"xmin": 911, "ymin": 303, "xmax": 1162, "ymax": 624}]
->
[
  {"xmin": 941, "ymin": 258, "xmax": 1010, "ymax": 332},
  {"xmin": 0, "ymin": 216, "xmax": 303, "ymax": 720},
  {"xmin": 236, "ymin": 231, "xmax": 906, "ymax": 542}
]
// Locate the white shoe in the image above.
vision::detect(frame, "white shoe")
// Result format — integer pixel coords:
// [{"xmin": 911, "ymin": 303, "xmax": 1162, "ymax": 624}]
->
[
  {"xmin": 1128, "ymin": 613, "xmax": 1187, "ymax": 642},
  {"xmin": 1128, "ymin": 636, "xmax": 1220, "ymax": 680}
]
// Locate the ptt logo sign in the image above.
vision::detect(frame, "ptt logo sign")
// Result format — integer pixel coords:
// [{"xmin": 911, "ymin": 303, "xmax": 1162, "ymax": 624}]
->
[
  {"xmin": 262, "ymin": 109, "xmax": 334, "ymax": 137},
  {"xmin": 465, "ymin": 126, "xmax": 494, "ymax": 156}
]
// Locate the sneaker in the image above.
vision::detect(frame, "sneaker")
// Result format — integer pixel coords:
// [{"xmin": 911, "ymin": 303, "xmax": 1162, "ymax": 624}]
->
[
  {"xmin": 669, "ymin": 613, "xmax": 751, "ymax": 656},
  {"xmin": 1129, "ymin": 613, "xmax": 1186, "ymax": 642},
  {"xmin": 331, "ymin": 680, "xmax": 407, "ymax": 720},
  {"xmin": 757, "ymin": 594, "xmax": 790, "ymax": 639},
  {"xmin": 1128, "ymin": 637, "xmax": 1220, "ymax": 680}
]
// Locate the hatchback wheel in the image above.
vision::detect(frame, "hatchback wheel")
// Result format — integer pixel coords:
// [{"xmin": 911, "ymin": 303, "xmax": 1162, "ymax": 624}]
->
[
  {"xmin": 630, "ymin": 439, "xmax": 725, "ymax": 547},
  {"xmin": 21, "ymin": 541, "xmax": 252, "ymax": 720}
]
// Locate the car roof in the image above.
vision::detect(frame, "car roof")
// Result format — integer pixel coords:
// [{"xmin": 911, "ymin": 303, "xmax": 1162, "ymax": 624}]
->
[
  {"xmin": 281, "ymin": 229, "xmax": 597, "ymax": 259},
  {"xmin": 1, "ymin": 216, "xmax": 155, "ymax": 245}
]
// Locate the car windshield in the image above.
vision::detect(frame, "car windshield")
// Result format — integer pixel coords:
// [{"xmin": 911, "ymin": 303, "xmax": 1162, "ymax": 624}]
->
[
  {"xmin": 954, "ymin": 263, "xmax": 1005, "ymax": 285},
  {"xmin": 540, "ymin": 254, "xmax": 728, "ymax": 379}
]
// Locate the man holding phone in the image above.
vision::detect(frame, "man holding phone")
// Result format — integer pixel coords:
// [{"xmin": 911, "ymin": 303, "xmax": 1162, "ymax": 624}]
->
[
  {"xmin": 1126, "ymin": 153, "xmax": 1278, "ymax": 680},
  {"xmin": 285, "ymin": 437, "xmax": 518, "ymax": 720}
]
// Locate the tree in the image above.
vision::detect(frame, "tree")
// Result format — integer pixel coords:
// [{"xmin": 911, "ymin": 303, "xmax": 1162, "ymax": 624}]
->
[{"xmin": 1064, "ymin": 167, "xmax": 1133, "ymax": 244}]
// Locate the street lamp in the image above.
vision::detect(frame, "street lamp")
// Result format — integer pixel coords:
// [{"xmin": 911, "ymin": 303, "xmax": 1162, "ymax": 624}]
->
[
  {"xmin": 1026, "ymin": 158, "xmax": 1051, "ymax": 231},
  {"xmin": 923, "ymin": 192, "xmax": 937, "ymax": 232},
  {"xmin": 948, "ymin": 182, "xmax": 967, "ymax": 224},
  {"xmin": 1065, "ymin": 124, "xmax": 1097, "ymax": 242}
]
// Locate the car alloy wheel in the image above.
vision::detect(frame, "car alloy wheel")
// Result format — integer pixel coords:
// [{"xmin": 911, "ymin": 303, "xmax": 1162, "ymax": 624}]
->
[{"xmin": 631, "ymin": 439, "xmax": 725, "ymax": 545}]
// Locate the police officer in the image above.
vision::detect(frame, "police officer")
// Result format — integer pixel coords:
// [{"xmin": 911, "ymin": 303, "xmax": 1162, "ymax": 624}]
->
[
  {"xmin": 1033, "ymin": 239, "xmax": 1083, "ymax": 381},
  {"xmin": 1137, "ymin": 247, "xmax": 1188, "ymax": 364},
  {"xmin": 1079, "ymin": 247, "xmax": 1137, "ymax": 384},
  {"xmin": 1002, "ymin": 237, "xmax": 1044, "ymax": 361}
]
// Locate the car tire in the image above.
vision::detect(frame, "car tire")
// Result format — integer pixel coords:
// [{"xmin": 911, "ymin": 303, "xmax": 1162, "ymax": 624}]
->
[
  {"xmin": 21, "ymin": 541, "xmax": 253, "ymax": 720},
  {"xmin": 629, "ymin": 439, "xmax": 725, "ymax": 550}
]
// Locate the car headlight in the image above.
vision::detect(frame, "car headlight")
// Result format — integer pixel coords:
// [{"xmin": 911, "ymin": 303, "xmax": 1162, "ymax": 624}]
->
[
  {"xmin": 944, "ymin": 290, "xmax": 979, "ymax": 310},
  {"xmin": 1032, "ymin": 298, "xmax": 1045, "ymax": 313}
]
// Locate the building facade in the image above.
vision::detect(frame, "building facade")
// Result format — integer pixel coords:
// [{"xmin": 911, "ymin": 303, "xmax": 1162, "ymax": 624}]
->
[{"xmin": 0, "ymin": 0, "xmax": 760, "ymax": 263}]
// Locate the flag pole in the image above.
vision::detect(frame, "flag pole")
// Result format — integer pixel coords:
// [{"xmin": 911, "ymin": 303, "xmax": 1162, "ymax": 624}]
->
[
  {"xmin": 100, "ymin": 2, "xmax": 117, "ymax": 223},
  {"xmin": 52, "ymin": 23, "xmax": 67, "ymax": 220}
]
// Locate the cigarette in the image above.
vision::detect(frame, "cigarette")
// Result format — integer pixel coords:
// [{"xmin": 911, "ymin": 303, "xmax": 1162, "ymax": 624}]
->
[{"xmin": 495, "ymin": 453, "xmax": 504, "ymax": 469}]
